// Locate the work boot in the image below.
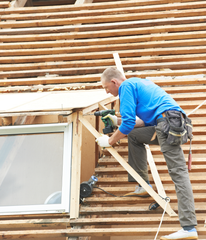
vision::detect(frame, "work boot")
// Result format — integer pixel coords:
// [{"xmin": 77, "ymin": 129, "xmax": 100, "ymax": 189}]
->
[
  {"xmin": 124, "ymin": 184, "xmax": 152, "ymax": 197},
  {"xmin": 160, "ymin": 228, "xmax": 198, "ymax": 240}
]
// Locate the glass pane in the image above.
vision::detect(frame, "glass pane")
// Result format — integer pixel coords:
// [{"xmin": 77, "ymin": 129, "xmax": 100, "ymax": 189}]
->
[{"xmin": 0, "ymin": 132, "xmax": 64, "ymax": 206}]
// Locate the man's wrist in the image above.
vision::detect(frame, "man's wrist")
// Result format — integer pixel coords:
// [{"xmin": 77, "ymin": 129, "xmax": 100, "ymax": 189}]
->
[
  {"xmin": 117, "ymin": 117, "xmax": 121, "ymax": 126},
  {"xmin": 108, "ymin": 137, "xmax": 113, "ymax": 146}
]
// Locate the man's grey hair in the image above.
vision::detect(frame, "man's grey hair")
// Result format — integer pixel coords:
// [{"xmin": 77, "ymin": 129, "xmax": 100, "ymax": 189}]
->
[{"xmin": 101, "ymin": 67, "xmax": 124, "ymax": 82}]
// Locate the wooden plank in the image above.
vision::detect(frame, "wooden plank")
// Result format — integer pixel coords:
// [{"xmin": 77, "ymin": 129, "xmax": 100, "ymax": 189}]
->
[
  {"xmin": 83, "ymin": 193, "xmax": 206, "ymax": 204},
  {"xmin": 2, "ymin": 53, "xmax": 206, "ymax": 72},
  {"xmin": 1, "ymin": 80, "xmax": 206, "ymax": 95},
  {"xmin": 1, "ymin": 61, "xmax": 206, "ymax": 79},
  {"xmin": 96, "ymin": 173, "xmax": 206, "ymax": 184},
  {"xmin": 0, "ymin": 1, "xmax": 10, "ymax": 8},
  {"xmin": 0, "ymin": 226, "xmax": 205, "ymax": 238},
  {"xmin": 2, "ymin": 69, "xmax": 206, "ymax": 87},
  {"xmin": 3, "ymin": 38, "xmax": 202, "ymax": 54},
  {"xmin": 80, "ymin": 195, "xmax": 161, "ymax": 204},
  {"xmin": 91, "ymin": 183, "xmax": 206, "ymax": 194},
  {"xmin": 1, "ymin": 10, "xmax": 206, "ymax": 29},
  {"xmin": 80, "ymin": 204, "xmax": 206, "ymax": 214},
  {"xmin": 0, "ymin": 0, "xmax": 202, "ymax": 15},
  {"xmin": 153, "ymin": 154, "xmax": 206, "ymax": 164},
  {"xmin": 0, "ymin": 213, "xmax": 69, "ymax": 221},
  {"xmin": 164, "ymin": 83, "xmax": 205, "ymax": 91},
  {"xmin": 0, "ymin": 31, "xmax": 206, "ymax": 49},
  {"xmin": 2, "ymin": 45, "xmax": 206, "ymax": 64},
  {"xmin": 111, "ymin": 134, "xmax": 206, "ymax": 144},
  {"xmin": 1, "ymin": 28, "xmax": 206, "ymax": 43},
  {"xmin": 178, "ymin": 100, "xmax": 206, "ymax": 109},
  {"xmin": 2, "ymin": 34, "xmax": 206, "ymax": 50},
  {"xmin": 81, "ymin": 200, "xmax": 206, "ymax": 210},
  {"xmin": 0, "ymin": 218, "xmax": 70, "ymax": 230},
  {"xmin": 173, "ymin": 93, "xmax": 206, "ymax": 101},
  {"xmin": 164, "ymin": 85, "xmax": 206, "ymax": 94},
  {"xmin": 70, "ymin": 112, "xmax": 82, "ymax": 219},
  {"xmin": 128, "ymin": 69, "xmax": 206, "ymax": 78},
  {"xmin": 99, "ymin": 152, "xmax": 206, "ymax": 164},
  {"xmin": 0, "ymin": 74, "xmax": 200, "ymax": 88},
  {"xmin": 70, "ymin": 213, "xmax": 206, "ymax": 225},
  {"xmin": 2, "ymin": 2, "xmax": 206, "ymax": 21},
  {"xmin": 79, "ymin": 114, "xmax": 177, "ymax": 217},
  {"xmin": 0, "ymin": 81, "xmax": 102, "ymax": 93},
  {"xmin": 106, "ymin": 144, "xmax": 206, "ymax": 156},
  {"xmin": 1, "ymin": 19, "xmax": 206, "ymax": 36},
  {"xmin": 98, "ymin": 153, "xmax": 206, "ymax": 165},
  {"xmin": 0, "ymin": 67, "xmax": 100, "ymax": 78},
  {"xmin": 0, "ymin": 74, "xmax": 102, "ymax": 86},
  {"xmin": 95, "ymin": 164, "xmax": 206, "ymax": 174}
]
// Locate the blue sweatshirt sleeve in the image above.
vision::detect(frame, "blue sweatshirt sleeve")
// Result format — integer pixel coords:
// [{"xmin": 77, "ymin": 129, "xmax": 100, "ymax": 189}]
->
[{"xmin": 118, "ymin": 84, "xmax": 137, "ymax": 135}]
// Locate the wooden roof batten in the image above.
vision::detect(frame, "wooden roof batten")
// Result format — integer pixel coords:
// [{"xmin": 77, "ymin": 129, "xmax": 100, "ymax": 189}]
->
[{"xmin": 0, "ymin": 0, "xmax": 206, "ymax": 239}]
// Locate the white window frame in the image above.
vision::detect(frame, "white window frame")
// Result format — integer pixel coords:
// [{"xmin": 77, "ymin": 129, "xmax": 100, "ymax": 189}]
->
[{"xmin": 0, "ymin": 122, "xmax": 73, "ymax": 215}]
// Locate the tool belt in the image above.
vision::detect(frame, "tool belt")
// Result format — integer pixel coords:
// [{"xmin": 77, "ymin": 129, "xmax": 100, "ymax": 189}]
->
[{"xmin": 157, "ymin": 110, "xmax": 193, "ymax": 146}]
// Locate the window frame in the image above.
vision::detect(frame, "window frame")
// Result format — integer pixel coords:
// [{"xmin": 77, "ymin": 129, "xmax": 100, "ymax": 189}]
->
[{"xmin": 0, "ymin": 122, "xmax": 73, "ymax": 215}]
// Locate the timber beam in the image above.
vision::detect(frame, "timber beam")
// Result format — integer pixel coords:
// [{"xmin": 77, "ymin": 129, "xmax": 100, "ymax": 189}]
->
[{"xmin": 0, "ymin": 226, "xmax": 205, "ymax": 238}]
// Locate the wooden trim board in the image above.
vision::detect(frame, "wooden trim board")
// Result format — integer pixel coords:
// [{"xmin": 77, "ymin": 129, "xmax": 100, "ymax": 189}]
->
[{"xmin": 70, "ymin": 112, "xmax": 82, "ymax": 219}]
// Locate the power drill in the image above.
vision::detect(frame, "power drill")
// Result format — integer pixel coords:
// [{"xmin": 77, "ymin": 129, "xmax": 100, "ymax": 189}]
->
[{"xmin": 94, "ymin": 109, "xmax": 116, "ymax": 134}]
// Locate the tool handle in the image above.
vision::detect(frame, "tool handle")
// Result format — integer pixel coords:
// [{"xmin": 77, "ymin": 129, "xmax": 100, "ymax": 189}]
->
[
  {"xmin": 102, "ymin": 117, "xmax": 111, "ymax": 126},
  {"xmin": 188, "ymin": 153, "xmax": 192, "ymax": 171}
]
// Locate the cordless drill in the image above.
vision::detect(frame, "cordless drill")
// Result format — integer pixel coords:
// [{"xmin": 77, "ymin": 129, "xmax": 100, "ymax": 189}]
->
[{"xmin": 94, "ymin": 109, "xmax": 116, "ymax": 134}]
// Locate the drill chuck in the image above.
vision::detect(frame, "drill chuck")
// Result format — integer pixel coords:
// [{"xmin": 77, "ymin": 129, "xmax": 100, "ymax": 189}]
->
[{"xmin": 94, "ymin": 109, "xmax": 115, "ymax": 117}]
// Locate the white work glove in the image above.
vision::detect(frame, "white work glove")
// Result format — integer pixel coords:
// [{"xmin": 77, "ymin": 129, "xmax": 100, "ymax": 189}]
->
[
  {"xmin": 102, "ymin": 114, "xmax": 118, "ymax": 127},
  {"xmin": 96, "ymin": 135, "xmax": 111, "ymax": 148}
]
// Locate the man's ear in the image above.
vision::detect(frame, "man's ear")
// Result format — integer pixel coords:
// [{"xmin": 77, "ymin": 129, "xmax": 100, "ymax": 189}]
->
[{"xmin": 111, "ymin": 78, "xmax": 117, "ymax": 84}]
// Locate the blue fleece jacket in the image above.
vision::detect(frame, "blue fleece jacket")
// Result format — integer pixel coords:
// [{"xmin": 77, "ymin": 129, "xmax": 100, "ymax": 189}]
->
[{"xmin": 118, "ymin": 77, "xmax": 185, "ymax": 135}]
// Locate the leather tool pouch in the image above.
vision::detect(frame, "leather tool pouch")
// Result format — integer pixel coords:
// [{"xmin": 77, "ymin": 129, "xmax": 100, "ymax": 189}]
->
[{"xmin": 161, "ymin": 111, "xmax": 193, "ymax": 146}]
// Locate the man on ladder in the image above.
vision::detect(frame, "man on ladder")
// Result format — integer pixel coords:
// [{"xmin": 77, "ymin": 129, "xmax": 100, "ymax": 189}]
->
[{"xmin": 96, "ymin": 67, "xmax": 198, "ymax": 240}]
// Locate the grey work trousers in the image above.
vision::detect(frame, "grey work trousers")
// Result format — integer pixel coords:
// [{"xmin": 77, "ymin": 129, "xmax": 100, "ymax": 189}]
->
[{"xmin": 127, "ymin": 121, "xmax": 197, "ymax": 227}]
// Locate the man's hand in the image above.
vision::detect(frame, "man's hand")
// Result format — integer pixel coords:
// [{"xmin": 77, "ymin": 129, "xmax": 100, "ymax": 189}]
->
[
  {"xmin": 96, "ymin": 135, "xmax": 111, "ymax": 148},
  {"xmin": 102, "ymin": 114, "xmax": 118, "ymax": 127}
]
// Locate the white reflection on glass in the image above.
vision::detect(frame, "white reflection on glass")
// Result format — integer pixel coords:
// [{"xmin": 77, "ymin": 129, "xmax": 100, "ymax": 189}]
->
[{"xmin": 0, "ymin": 133, "xmax": 63, "ymax": 206}]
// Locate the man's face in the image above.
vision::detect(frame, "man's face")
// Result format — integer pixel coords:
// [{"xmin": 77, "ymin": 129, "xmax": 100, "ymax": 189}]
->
[{"xmin": 102, "ymin": 78, "xmax": 119, "ymax": 97}]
